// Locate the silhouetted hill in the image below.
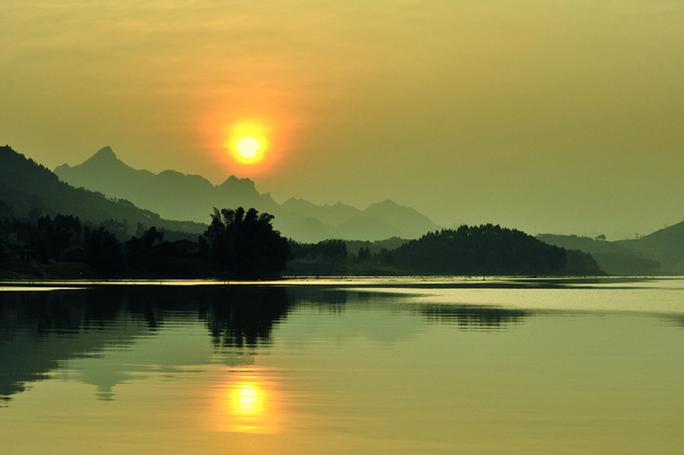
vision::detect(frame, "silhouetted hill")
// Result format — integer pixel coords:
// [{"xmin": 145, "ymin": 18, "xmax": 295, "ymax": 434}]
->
[
  {"xmin": 538, "ymin": 234, "xmax": 661, "ymax": 275},
  {"xmin": 55, "ymin": 147, "xmax": 439, "ymax": 242},
  {"xmin": 615, "ymin": 221, "xmax": 684, "ymax": 273},
  {"xmin": 391, "ymin": 225, "xmax": 603, "ymax": 276},
  {"xmin": 54, "ymin": 146, "xmax": 268, "ymax": 223},
  {"xmin": 0, "ymin": 145, "xmax": 203, "ymax": 236}
]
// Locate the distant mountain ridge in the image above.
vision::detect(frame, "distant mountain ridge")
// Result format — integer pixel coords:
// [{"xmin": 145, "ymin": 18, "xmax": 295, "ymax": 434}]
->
[
  {"xmin": 538, "ymin": 225, "xmax": 684, "ymax": 275},
  {"xmin": 6, "ymin": 144, "xmax": 683, "ymax": 275},
  {"xmin": 0, "ymin": 145, "xmax": 204, "ymax": 237},
  {"xmin": 537, "ymin": 234, "xmax": 661, "ymax": 275},
  {"xmin": 55, "ymin": 147, "xmax": 439, "ymax": 242},
  {"xmin": 615, "ymin": 221, "xmax": 684, "ymax": 273}
]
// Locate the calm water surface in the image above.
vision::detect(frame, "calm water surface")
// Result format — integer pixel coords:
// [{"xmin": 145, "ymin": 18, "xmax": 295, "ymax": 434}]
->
[{"xmin": 1, "ymin": 278, "xmax": 683, "ymax": 454}]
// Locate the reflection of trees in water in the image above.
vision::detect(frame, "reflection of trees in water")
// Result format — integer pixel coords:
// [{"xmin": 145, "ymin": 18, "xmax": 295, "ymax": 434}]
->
[
  {"xmin": 666, "ymin": 315, "xmax": 684, "ymax": 329},
  {"xmin": 0, "ymin": 286, "xmax": 293, "ymax": 402},
  {"xmin": 1, "ymin": 288, "xmax": 530, "ymax": 404},
  {"xmin": 0, "ymin": 286, "xmax": 294, "ymax": 346},
  {"xmin": 420, "ymin": 304, "xmax": 530, "ymax": 329},
  {"xmin": 113, "ymin": 286, "xmax": 292, "ymax": 348},
  {"xmin": 199, "ymin": 287, "xmax": 290, "ymax": 348},
  {"xmin": 0, "ymin": 291, "xmax": 123, "ymax": 402},
  {"xmin": 289, "ymin": 288, "xmax": 378, "ymax": 315}
]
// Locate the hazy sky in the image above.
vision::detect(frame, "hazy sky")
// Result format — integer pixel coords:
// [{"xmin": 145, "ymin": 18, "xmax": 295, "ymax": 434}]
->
[{"xmin": 1, "ymin": 1, "xmax": 683, "ymax": 239}]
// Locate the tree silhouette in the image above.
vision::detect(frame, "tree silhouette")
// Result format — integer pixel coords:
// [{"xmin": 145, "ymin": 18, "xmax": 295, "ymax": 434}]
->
[
  {"xmin": 84, "ymin": 227, "xmax": 125, "ymax": 275},
  {"xmin": 202, "ymin": 207, "xmax": 290, "ymax": 278},
  {"xmin": 388, "ymin": 224, "xmax": 599, "ymax": 275},
  {"xmin": 125, "ymin": 226, "xmax": 163, "ymax": 259}
]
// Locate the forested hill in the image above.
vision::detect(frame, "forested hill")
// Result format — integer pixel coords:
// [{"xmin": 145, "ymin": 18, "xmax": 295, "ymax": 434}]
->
[
  {"xmin": 287, "ymin": 224, "xmax": 604, "ymax": 276},
  {"xmin": 390, "ymin": 225, "xmax": 603, "ymax": 275},
  {"xmin": 0, "ymin": 145, "xmax": 204, "ymax": 236}
]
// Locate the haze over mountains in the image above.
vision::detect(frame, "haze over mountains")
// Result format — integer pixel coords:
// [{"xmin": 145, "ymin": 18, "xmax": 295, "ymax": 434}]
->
[
  {"xmin": 616, "ymin": 223, "xmax": 684, "ymax": 273},
  {"xmin": 0, "ymin": 145, "xmax": 203, "ymax": 237},
  {"xmin": 3, "ymin": 144, "xmax": 684, "ymax": 275},
  {"xmin": 539, "ymin": 222, "xmax": 684, "ymax": 275},
  {"xmin": 55, "ymin": 147, "xmax": 438, "ymax": 242}
]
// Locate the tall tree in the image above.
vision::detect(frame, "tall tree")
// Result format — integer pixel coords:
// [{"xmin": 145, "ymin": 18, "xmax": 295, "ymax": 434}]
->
[{"xmin": 202, "ymin": 207, "xmax": 290, "ymax": 278}]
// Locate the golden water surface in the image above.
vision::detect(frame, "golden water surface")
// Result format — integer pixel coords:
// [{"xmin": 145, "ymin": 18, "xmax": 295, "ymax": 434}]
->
[{"xmin": 1, "ymin": 278, "xmax": 683, "ymax": 454}]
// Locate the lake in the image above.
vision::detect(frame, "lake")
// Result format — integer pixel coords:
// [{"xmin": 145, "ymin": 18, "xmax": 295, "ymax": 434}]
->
[{"xmin": 1, "ymin": 277, "xmax": 683, "ymax": 454}]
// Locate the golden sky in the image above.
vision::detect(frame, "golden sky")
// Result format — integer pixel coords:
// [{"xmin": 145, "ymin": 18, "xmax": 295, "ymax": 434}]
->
[{"xmin": 1, "ymin": 1, "xmax": 683, "ymax": 238}]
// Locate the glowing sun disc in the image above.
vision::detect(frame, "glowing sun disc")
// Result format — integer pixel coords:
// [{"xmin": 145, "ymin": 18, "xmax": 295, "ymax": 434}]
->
[
  {"xmin": 236, "ymin": 136, "xmax": 261, "ymax": 160},
  {"xmin": 228, "ymin": 123, "xmax": 269, "ymax": 165}
]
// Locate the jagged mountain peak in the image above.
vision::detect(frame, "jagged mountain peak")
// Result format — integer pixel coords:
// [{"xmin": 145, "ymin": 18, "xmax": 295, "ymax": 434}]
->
[
  {"xmin": 0, "ymin": 144, "xmax": 204, "ymax": 234},
  {"xmin": 282, "ymin": 197, "xmax": 317, "ymax": 208},
  {"xmin": 86, "ymin": 146, "xmax": 118, "ymax": 163},
  {"xmin": 366, "ymin": 199, "xmax": 400, "ymax": 209},
  {"xmin": 218, "ymin": 175, "xmax": 257, "ymax": 193},
  {"xmin": 365, "ymin": 199, "xmax": 420, "ymax": 214},
  {"xmin": 53, "ymin": 146, "xmax": 439, "ymax": 242}
]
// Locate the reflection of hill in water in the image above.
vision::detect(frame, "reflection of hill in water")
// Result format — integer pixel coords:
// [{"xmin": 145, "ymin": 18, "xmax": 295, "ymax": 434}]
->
[
  {"xmin": 665, "ymin": 315, "xmax": 684, "ymax": 329},
  {"xmin": 0, "ymin": 286, "xmax": 292, "ymax": 402},
  {"xmin": 0, "ymin": 286, "xmax": 536, "ymax": 403},
  {"xmin": 420, "ymin": 305, "xmax": 530, "ymax": 329}
]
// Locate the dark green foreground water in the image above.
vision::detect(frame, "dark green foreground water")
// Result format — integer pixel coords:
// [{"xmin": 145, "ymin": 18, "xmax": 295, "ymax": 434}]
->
[{"xmin": 1, "ymin": 278, "xmax": 683, "ymax": 454}]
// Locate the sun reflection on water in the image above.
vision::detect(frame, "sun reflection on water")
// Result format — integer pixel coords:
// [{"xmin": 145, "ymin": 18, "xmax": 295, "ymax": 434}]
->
[
  {"xmin": 232, "ymin": 382, "xmax": 264, "ymax": 416},
  {"xmin": 213, "ymin": 368, "xmax": 282, "ymax": 434}
]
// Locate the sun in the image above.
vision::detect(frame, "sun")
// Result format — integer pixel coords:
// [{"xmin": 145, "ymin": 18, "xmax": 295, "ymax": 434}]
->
[
  {"xmin": 233, "ymin": 383, "xmax": 262, "ymax": 414},
  {"xmin": 235, "ymin": 136, "xmax": 261, "ymax": 161},
  {"xmin": 227, "ymin": 123, "xmax": 268, "ymax": 165}
]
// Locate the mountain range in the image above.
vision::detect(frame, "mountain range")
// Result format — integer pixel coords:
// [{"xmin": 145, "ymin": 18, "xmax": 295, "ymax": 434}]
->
[
  {"xmin": 3, "ymin": 144, "xmax": 684, "ymax": 275},
  {"xmin": 0, "ymin": 145, "xmax": 203, "ymax": 238},
  {"xmin": 616, "ymin": 223, "xmax": 684, "ymax": 273},
  {"xmin": 55, "ymin": 147, "xmax": 439, "ymax": 242},
  {"xmin": 539, "ymin": 222, "xmax": 684, "ymax": 275}
]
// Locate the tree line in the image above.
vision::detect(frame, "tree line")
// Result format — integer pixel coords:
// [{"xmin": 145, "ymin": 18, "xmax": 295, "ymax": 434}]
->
[
  {"xmin": 1, "ymin": 204, "xmax": 603, "ymax": 278},
  {"xmin": 286, "ymin": 224, "xmax": 603, "ymax": 276},
  {"xmin": 0, "ymin": 206, "xmax": 290, "ymax": 278}
]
